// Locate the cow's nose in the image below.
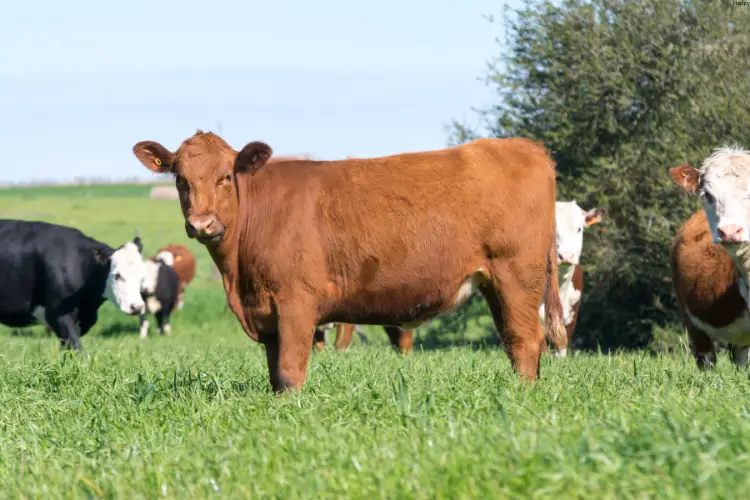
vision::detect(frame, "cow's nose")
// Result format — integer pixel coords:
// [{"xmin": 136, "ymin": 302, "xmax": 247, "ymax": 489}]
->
[
  {"xmin": 557, "ymin": 252, "xmax": 575, "ymax": 264},
  {"xmin": 718, "ymin": 224, "xmax": 744, "ymax": 243},
  {"xmin": 185, "ymin": 216, "xmax": 214, "ymax": 238},
  {"xmin": 130, "ymin": 304, "xmax": 143, "ymax": 314}
]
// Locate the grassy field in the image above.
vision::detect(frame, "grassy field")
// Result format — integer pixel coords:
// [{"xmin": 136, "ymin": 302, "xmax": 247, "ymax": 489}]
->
[{"xmin": 1, "ymin": 185, "xmax": 750, "ymax": 499}]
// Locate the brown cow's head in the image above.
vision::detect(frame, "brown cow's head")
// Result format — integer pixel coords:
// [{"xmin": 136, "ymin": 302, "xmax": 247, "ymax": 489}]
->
[{"xmin": 132, "ymin": 130, "xmax": 272, "ymax": 247}]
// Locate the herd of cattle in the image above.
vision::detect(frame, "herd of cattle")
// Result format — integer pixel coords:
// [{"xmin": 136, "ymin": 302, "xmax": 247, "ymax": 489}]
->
[{"xmin": 1, "ymin": 132, "xmax": 748, "ymax": 392}]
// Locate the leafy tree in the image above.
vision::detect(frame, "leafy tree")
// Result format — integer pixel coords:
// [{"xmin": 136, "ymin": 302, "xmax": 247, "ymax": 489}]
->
[{"xmin": 447, "ymin": 0, "xmax": 750, "ymax": 350}]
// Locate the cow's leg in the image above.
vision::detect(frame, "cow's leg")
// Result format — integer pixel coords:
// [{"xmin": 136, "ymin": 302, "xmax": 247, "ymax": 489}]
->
[
  {"xmin": 481, "ymin": 261, "xmax": 546, "ymax": 381},
  {"xmin": 48, "ymin": 313, "xmax": 83, "ymax": 351},
  {"xmin": 264, "ymin": 310, "xmax": 316, "ymax": 392},
  {"xmin": 334, "ymin": 323, "xmax": 355, "ymax": 351},
  {"xmin": 686, "ymin": 322, "xmax": 716, "ymax": 370},
  {"xmin": 177, "ymin": 290, "xmax": 185, "ymax": 310},
  {"xmin": 139, "ymin": 312, "xmax": 149, "ymax": 339},
  {"xmin": 729, "ymin": 343, "xmax": 750, "ymax": 368},
  {"xmin": 383, "ymin": 326, "xmax": 414, "ymax": 354},
  {"xmin": 312, "ymin": 326, "xmax": 326, "ymax": 352},
  {"xmin": 156, "ymin": 312, "xmax": 171, "ymax": 336}
]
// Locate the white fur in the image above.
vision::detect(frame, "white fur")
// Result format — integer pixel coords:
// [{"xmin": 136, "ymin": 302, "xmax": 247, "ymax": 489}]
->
[
  {"xmin": 558, "ymin": 265, "xmax": 582, "ymax": 326},
  {"xmin": 686, "ymin": 308, "xmax": 750, "ymax": 346},
  {"xmin": 698, "ymin": 146, "xmax": 750, "ymax": 244},
  {"xmin": 104, "ymin": 241, "xmax": 146, "ymax": 314},
  {"xmin": 146, "ymin": 297, "xmax": 162, "ymax": 314},
  {"xmin": 139, "ymin": 317, "xmax": 150, "ymax": 339},
  {"xmin": 155, "ymin": 250, "xmax": 175, "ymax": 267},
  {"xmin": 141, "ymin": 260, "xmax": 160, "ymax": 295}
]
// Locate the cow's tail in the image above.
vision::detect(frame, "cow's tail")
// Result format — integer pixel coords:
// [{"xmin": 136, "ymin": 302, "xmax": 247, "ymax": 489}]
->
[{"xmin": 544, "ymin": 224, "xmax": 568, "ymax": 354}]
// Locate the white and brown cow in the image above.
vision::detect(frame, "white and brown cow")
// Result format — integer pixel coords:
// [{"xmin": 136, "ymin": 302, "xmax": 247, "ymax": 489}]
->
[
  {"xmin": 669, "ymin": 146, "xmax": 750, "ymax": 368},
  {"xmin": 539, "ymin": 201, "xmax": 605, "ymax": 356}
]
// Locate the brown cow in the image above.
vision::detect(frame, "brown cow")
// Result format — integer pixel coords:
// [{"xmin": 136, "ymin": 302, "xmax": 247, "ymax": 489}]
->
[
  {"xmin": 152, "ymin": 244, "xmax": 196, "ymax": 310},
  {"xmin": 132, "ymin": 130, "xmax": 566, "ymax": 392},
  {"xmin": 669, "ymin": 146, "xmax": 750, "ymax": 369}
]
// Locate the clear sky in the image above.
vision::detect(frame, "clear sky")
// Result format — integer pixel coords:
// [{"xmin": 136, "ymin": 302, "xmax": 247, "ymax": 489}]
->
[{"xmin": 0, "ymin": 0, "xmax": 519, "ymax": 183}]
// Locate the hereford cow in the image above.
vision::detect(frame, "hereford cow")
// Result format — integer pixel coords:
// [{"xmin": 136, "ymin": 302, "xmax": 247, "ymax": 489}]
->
[
  {"xmin": 0, "ymin": 220, "xmax": 146, "ymax": 350},
  {"xmin": 669, "ymin": 146, "xmax": 750, "ymax": 369},
  {"xmin": 152, "ymin": 244, "xmax": 196, "ymax": 309},
  {"xmin": 139, "ymin": 255, "xmax": 180, "ymax": 339},
  {"xmin": 538, "ymin": 201, "xmax": 605, "ymax": 356},
  {"xmin": 133, "ymin": 130, "xmax": 566, "ymax": 392}
]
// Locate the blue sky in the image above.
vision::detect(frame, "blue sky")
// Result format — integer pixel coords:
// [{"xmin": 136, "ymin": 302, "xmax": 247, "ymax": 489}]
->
[{"xmin": 0, "ymin": 0, "xmax": 519, "ymax": 183}]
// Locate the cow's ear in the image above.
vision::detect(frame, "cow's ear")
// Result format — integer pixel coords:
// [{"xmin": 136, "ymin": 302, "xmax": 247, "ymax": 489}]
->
[
  {"xmin": 133, "ymin": 141, "xmax": 175, "ymax": 173},
  {"xmin": 584, "ymin": 208, "xmax": 606, "ymax": 227},
  {"xmin": 93, "ymin": 245, "xmax": 113, "ymax": 264},
  {"xmin": 133, "ymin": 236, "xmax": 143, "ymax": 254},
  {"xmin": 235, "ymin": 141, "xmax": 273, "ymax": 175},
  {"xmin": 669, "ymin": 164, "xmax": 699, "ymax": 195}
]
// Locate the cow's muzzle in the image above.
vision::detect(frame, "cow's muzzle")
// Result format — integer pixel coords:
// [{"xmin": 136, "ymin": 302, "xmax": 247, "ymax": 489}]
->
[{"xmin": 186, "ymin": 215, "xmax": 225, "ymax": 245}]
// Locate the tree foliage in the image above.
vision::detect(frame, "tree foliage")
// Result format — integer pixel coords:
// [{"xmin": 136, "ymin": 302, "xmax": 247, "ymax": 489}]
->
[{"xmin": 448, "ymin": 0, "xmax": 750, "ymax": 350}]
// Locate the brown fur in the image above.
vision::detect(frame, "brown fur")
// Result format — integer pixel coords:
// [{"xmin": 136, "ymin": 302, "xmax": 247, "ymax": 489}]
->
[
  {"xmin": 151, "ymin": 244, "xmax": 196, "ymax": 306},
  {"xmin": 670, "ymin": 209, "xmax": 745, "ymax": 367},
  {"xmin": 133, "ymin": 131, "xmax": 566, "ymax": 392}
]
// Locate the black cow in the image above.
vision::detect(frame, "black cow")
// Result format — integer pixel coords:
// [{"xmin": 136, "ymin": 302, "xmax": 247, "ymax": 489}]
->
[
  {"xmin": 0, "ymin": 219, "xmax": 147, "ymax": 349},
  {"xmin": 138, "ymin": 256, "xmax": 180, "ymax": 338}
]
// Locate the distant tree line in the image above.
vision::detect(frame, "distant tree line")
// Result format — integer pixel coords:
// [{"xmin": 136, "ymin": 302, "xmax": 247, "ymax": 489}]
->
[{"xmin": 439, "ymin": 0, "xmax": 750, "ymax": 351}]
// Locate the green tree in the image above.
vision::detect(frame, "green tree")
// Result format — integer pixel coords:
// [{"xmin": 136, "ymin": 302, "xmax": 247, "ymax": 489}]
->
[{"xmin": 448, "ymin": 0, "xmax": 750, "ymax": 350}]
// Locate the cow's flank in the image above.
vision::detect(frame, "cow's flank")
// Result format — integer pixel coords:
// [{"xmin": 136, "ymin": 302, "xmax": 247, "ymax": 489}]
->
[
  {"xmin": 669, "ymin": 146, "xmax": 750, "ymax": 369},
  {"xmin": 133, "ymin": 131, "xmax": 565, "ymax": 392}
]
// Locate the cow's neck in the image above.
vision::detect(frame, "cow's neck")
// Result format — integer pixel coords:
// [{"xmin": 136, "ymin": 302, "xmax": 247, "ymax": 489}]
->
[
  {"xmin": 557, "ymin": 263, "xmax": 581, "ymax": 326},
  {"xmin": 729, "ymin": 243, "xmax": 750, "ymax": 303},
  {"xmin": 207, "ymin": 228, "xmax": 239, "ymax": 288}
]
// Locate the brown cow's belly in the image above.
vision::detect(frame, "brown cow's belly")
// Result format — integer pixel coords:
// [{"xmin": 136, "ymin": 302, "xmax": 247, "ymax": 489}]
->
[{"xmin": 321, "ymin": 269, "xmax": 486, "ymax": 328}]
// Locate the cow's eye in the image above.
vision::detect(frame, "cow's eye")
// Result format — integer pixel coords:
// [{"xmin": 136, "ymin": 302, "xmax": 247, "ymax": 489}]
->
[
  {"xmin": 113, "ymin": 273, "xmax": 122, "ymax": 281},
  {"xmin": 218, "ymin": 174, "xmax": 232, "ymax": 186},
  {"xmin": 578, "ymin": 227, "xmax": 583, "ymax": 233}
]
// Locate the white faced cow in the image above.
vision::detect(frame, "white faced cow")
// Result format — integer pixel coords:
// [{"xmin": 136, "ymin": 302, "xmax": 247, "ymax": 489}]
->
[
  {"xmin": 0, "ymin": 220, "xmax": 146, "ymax": 350},
  {"xmin": 539, "ymin": 201, "xmax": 605, "ymax": 356},
  {"xmin": 670, "ymin": 146, "xmax": 750, "ymax": 369}
]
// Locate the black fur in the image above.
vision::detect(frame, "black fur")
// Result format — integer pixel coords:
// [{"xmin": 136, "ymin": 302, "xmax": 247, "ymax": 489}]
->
[
  {"xmin": 0, "ymin": 219, "xmax": 114, "ymax": 350},
  {"xmin": 141, "ymin": 260, "xmax": 180, "ymax": 334}
]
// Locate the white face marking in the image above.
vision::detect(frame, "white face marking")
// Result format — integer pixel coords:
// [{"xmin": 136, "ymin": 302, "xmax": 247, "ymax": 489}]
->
[
  {"xmin": 104, "ymin": 241, "xmax": 146, "ymax": 315},
  {"xmin": 553, "ymin": 348, "xmax": 567, "ymax": 358},
  {"xmin": 32, "ymin": 306, "xmax": 48, "ymax": 327},
  {"xmin": 155, "ymin": 250, "xmax": 175, "ymax": 267},
  {"xmin": 698, "ymin": 146, "xmax": 750, "ymax": 245},
  {"xmin": 555, "ymin": 201, "xmax": 598, "ymax": 266}
]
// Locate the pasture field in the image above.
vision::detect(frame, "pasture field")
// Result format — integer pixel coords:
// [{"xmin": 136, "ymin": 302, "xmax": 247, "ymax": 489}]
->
[{"xmin": 1, "ymin": 185, "xmax": 750, "ymax": 499}]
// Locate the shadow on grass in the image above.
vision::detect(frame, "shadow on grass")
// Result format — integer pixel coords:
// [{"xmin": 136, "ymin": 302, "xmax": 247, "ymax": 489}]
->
[{"xmin": 98, "ymin": 320, "xmax": 138, "ymax": 338}]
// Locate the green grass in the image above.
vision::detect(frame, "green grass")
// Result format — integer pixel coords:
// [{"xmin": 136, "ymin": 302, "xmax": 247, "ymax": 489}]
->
[{"xmin": 1, "ymin": 185, "xmax": 750, "ymax": 499}]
